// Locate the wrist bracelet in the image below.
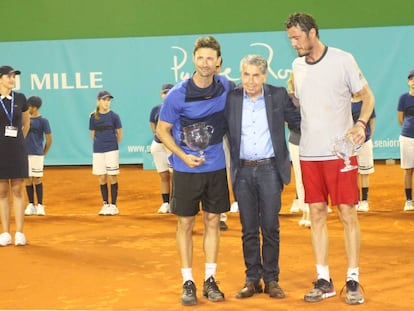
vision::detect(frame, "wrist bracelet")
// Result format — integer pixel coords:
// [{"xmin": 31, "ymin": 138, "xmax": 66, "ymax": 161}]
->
[{"xmin": 357, "ymin": 119, "xmax": 367, "ymax": 129}]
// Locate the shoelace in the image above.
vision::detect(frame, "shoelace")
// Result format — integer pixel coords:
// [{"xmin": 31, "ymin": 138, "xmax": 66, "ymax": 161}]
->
[
  {"xmin": 339, "ymin": 280, "xmax": 365, "ymax": 297},
  {"xmin": 205, "ymin": 279, "xmax": 221, "ymax": 293},
  {"xmin": 313, "ymin": 279, "xmax": 331, "ymax": 291},
  {"xmin": 184, "ymin": 282, "xmax": 195, "ymax": 294}
]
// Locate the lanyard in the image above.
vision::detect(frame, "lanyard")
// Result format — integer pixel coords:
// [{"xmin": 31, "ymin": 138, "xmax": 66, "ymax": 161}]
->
[{"xmin": 0, "ymin": 92, "xmax": 14, "ymax": 126}]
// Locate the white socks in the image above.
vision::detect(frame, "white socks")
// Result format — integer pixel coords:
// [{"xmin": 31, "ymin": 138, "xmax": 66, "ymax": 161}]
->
[
  {"xmin": 205, "ymin": 263, "xmax": 217, "ymax": 281},
  {"xmin": 316, "ymin": 265, "xmax": 360, "ymax": 283},
  {"xmin": 347, "ymin": 267, "xmax": 360, "ymax": 282},
  {"xmin": 316, "ymin": 264, "xmax": 330, "ymax": 282},
  {"xmin": 181, "ymin": 268, "xmax": 194, "ymax": 283},
  {"xmin": 181, "ymin": 263, "xmax": 217, "ymax": 283}
]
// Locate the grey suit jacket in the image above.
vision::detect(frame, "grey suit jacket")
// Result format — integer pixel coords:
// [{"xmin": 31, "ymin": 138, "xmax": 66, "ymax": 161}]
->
[{"xmin": 224, "ymin": 84, "xmax": 301, "ymax": 186}]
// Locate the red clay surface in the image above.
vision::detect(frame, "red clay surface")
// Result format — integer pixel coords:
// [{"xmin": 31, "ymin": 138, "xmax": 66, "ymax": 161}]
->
[{"xmin": 1, "ymin": 162, "xmax": 413, "ymax": 311}]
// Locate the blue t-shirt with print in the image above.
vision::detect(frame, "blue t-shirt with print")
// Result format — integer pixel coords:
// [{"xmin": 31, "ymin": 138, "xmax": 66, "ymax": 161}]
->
[{"xmin": 159, "ymin": 74, "xmax": 232, "ymax": 173}]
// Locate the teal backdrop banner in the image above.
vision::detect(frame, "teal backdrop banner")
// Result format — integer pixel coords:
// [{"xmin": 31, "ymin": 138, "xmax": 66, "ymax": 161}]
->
[{"xmin": 0, "ymin": 25, "xmax": 412, "ymax": 165}]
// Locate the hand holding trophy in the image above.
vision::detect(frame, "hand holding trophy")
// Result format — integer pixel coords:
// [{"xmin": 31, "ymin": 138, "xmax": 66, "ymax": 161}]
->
[
  {"xmin": 331, "ymin": 135, "xmax": 360, "ymax": 172},
  {"xmin": 182, "ymin": 122, "xmax": 214, "ymax": 160}
]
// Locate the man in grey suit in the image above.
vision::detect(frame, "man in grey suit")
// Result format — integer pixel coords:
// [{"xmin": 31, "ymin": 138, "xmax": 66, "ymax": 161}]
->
[{"xmin": 224, "ymin": 54, "xmax": 301, "ymax": 299}]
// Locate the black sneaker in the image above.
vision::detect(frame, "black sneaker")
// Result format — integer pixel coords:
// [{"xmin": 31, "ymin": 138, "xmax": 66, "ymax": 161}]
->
[
  {"xmin": 344, "ymin": 280, "xmax": 364, "ymax": 305},
  {"xmin": 304, "ymin": 278, "xmax": 336, "ymax": 302},
  {"xmin": 219, "ymin": 221, "xmax": 228, "ymax": 231},
  {"xmin": 181, "ymin": 280, "xmax": 197, "ymax": 306},
  {"xmin": 203, "ymin": 276, "xmax": 225, "ymax": 302}
]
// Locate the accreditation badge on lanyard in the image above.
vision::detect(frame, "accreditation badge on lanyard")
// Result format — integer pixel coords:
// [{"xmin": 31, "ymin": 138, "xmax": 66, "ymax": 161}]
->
[{"xmin": 1, "ymin": 92, "xmax": 18, "ymax": 137}]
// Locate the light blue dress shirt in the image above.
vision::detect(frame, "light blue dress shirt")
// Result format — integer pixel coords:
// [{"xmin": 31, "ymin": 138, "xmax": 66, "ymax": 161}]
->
[{"xmin": 239, "ymin": 88, "xmax": 275, "ymax": 160}]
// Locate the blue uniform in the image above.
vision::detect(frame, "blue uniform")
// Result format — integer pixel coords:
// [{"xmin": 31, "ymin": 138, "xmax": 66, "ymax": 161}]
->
[
  {"xmin": 398, "ymin": 93, "xmax": 414, "ymax": 138},
  {"xmin": 89, "ymin": 111, "xmax": 122, "ymax": 153},
  {"xmin": 149, "ymin": 104, "xmax": 162, "ymax": 143},
  {"xmin": 25, "ymin": 116, "xmax": 51, "ymax": 155},
  {"xmin": 351, "ymin": 101, "xmax": 376, "ymax": 141},
  {"xmin": 159, "ymin": 75, "xmax": 232, "ymax": 173}
]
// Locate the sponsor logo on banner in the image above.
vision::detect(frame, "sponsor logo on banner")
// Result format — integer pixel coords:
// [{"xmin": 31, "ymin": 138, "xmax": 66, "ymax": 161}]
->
[{"xmin": 170, "ymin": 42, "xmax": 291, "ymax": 83}]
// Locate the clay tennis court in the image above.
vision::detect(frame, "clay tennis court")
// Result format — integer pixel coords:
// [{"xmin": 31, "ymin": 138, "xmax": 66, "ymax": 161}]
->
[{"xmin": 1, "ymin": 162, "xmax": 413, "ymax": 311}]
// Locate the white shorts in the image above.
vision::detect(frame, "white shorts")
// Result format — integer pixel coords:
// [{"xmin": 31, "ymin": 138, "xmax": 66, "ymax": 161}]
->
[
  {"xmin": 150, "ymin": 141, "xmax": 171, "ymax": 173},
  {"xmin": 357, "ymin": 139, "xmax": 374, "ymax": 174},
  {"xmin": 92, "ymin": 150, "xmax": 120, "ymax": 175},
  {"xmin": 399, "ymin": 135, "xmax": 414, "ymax": 169},
  {"xmin": 28, "ymin": 155, "xmax": 45, "ymax": 177}
]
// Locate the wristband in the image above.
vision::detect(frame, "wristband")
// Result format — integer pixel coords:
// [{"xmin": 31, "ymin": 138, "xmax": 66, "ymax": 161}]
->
[{"xmin": 356, "ymin": 119, "xmax": 367, "ymax": 129}]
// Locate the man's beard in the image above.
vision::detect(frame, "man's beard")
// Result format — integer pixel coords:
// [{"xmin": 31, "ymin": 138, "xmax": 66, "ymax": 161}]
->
[{"xmin": 297, "ymin": 46, "xmax": 312, "ymax": 57}]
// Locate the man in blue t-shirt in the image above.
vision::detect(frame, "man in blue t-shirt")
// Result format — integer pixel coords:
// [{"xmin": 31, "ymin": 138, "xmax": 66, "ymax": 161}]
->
[
  {"xmin": 157, "ymin": 36, "xmax": 233, "ymax": 306},
  {"xmin": 24, "ymin": 96, "xmax": 52, "ymax": 216}
]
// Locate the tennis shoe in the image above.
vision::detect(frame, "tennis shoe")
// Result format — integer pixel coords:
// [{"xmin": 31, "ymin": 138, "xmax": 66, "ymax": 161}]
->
[
  {"xmin": 299, "ymin": 218, "xmax": 311, "ymax": 228},
  {"xmin": 181, "ymin": 280, "xmax": 197, "ymax": 305},
  {"xmin": 342, "ymin": 280, "xmax": 365, "ymax": 305},
  {"xmin": 99, "ymin": 204, "xmax": 109, "ymax": 215},
  {"xmin": 37, "ymin": 204, "xmax": 46, "ymax": 216},
  {"xmin": 299, "ymin": 204, "xmax": 311, "ymax": 227},
  {"xmin": 25, "ymin": 203, "xmax": 37, "ymax": 215},
  {"xmin": 15, "ymin": 232, "xmax": 26, "ymax": 246},
  {"xmin": 357, "ymin": 200, "xmax": 369, "ymax": 212},
  {"xmin": 403, "ymin": 200, "xmax": 414, "ymax": 211},
  {"xmin": 203, "ymin": 276, "xmax": 225, "ymax": 302},
  {"xmin": 0, "ymin": 232, "xmax": 11, "ymax": 246},
  {"xmin": 106, "ymin": 204, "xmax": 119, "ymax": 216},
  {"xmin": 219, "ymin": 221, "xmax": 228, "ymax": 231},
  {"xmin": 304, "ymin": 278, "xmax": 336, "ymax": 302},
  {"xmin": 157, "ymin": 202, "xmax": 170, "ymax": 214},
  {"xmin": 230, "ymin": 201, "xmax": 239, "ymax": 213}
]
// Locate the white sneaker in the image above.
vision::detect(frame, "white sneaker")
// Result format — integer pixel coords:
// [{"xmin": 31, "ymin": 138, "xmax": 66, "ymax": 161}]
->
[
  {"xmin": 106, "ymin": 204, "xmax": 119, "ymax": 216},
  {"xmin": 357, "ymin": 200, "xmax": 369, "ymax": 212},
  {"xmin": 15, "ymin": 232, "xmax": 26, "ymax": 246},
  {"xmin": 290, "ymin": 199, "xmax": 300, "ymax": 213},
  {"xmin": 0, "ymin": 232, "xmax": 11, "ymax": 246},
  {"xmin": 157, "ymin": 202, "xmax": 170, "ymax": 214},
  {"xmin": 403, "ymin": 200, "xmax": 414, "ymax": 211},
  {"xmin": 36, "ymin": 204, "xmax": 46, "ymax": 216},
  {"xmin": 99, "ymin": 204, "xmax": 109, "ymax": 215},
  {"xmin": 299, "ymin": 218, "xmax": 311, "ymax": 228},
  {"xmin": 25, "ymin": 203, "xmax": 37, "ymax": 215},
  {"xmin": 299, "ymin": 204, "xmax": 311, "ymax": 228},
  {"xmin": 230, "ymin": 201, "xmax": 239, "ymax": 213}
]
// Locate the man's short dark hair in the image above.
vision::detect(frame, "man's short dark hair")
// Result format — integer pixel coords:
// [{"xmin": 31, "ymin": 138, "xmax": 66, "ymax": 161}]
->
[
  {"xmin": 285, "ymin": 12, "xmax": 319, "ymax": 38},
  {"xmin": 193, "ymin": 36, "xmax": 221, "ymax": 57}
]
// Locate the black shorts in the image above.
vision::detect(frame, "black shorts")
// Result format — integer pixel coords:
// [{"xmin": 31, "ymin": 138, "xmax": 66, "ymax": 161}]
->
[{"xmin": 171, "ymin": 169, "xmax": 230, "ymax": 217}]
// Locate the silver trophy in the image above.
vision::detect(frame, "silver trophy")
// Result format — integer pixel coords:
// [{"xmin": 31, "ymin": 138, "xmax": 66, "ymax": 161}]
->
[
  {"xmin": 182, "ymin": 122, "xmax": 214, "ymax": 160},
  {"xmin": 332, "ymin": 135, "xmax": 359, "ymax": 172}
]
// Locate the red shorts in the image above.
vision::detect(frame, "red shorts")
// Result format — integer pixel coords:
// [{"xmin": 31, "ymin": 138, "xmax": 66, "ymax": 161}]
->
[{"xmin": 300, "ymin": 157, "xmax": 359, "ymax": 206}]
